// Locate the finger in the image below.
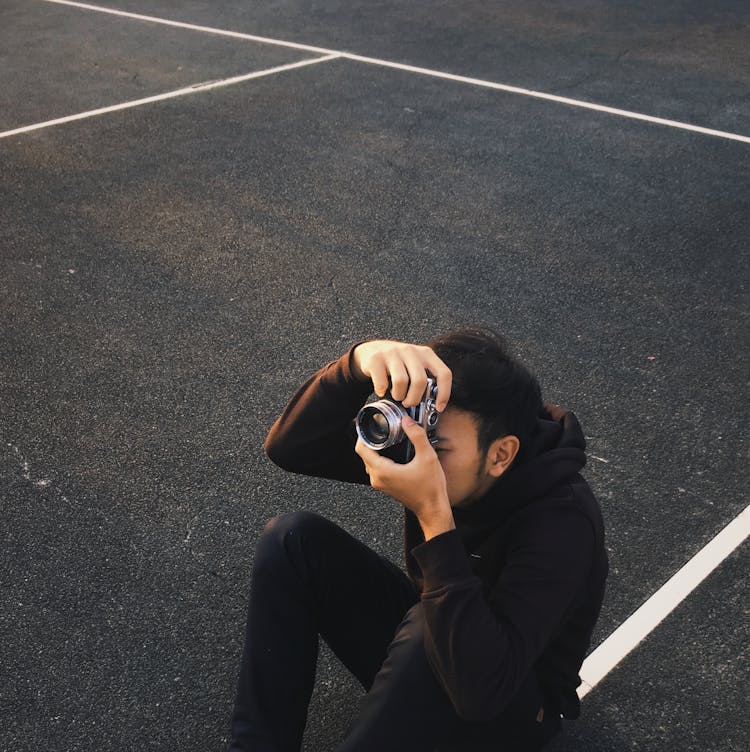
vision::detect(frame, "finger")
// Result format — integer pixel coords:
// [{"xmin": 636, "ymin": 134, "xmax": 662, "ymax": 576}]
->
[
  {"xmin": 400, "ymin": 415, "xmax": 435, "ymax": 454},
  {"xmin": 425, "ymin": 351, "xmax": 452, "ymax": 412},
  {"xmin": 355, "ymin": 438, "xmax": 388, "ymax": 468},
  {"xmin": 402, "ymin": 353, "xmax": 429, "ymax": 408},
  {"xmin": 355, "ymin": 439, "xmax": 396, "ymax": 489},
  {"xmin": 354, "ymin": 437, "xmax": 372, "ymax": 461},
  {"xmin": 354, "ymin": 439, "xmax": 374, "ymax": 478},
  {"xmin": 368, "ymin": 357, "xmax": 390, "ymax": 397},
  {"xmin": 386, "ymin": 358, "xmax": 410, "ymax": 402}
]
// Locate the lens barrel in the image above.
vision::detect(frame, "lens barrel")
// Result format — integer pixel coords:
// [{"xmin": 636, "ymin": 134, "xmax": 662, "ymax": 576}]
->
[{"xmin": 356, "ymin": 400, "xmax": 407, "ymax": 449}]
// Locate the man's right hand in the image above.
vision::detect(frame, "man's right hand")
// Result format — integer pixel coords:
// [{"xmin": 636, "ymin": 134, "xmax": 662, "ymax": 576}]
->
[{"xmin": 351, "ymin": 340, "xmax": 452, "ymax": 413}]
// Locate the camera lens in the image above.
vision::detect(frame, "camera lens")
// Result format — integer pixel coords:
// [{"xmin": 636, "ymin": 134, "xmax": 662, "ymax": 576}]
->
[
  {"xmin": 365, "ymin": 412, "xmax": 390, "ymax": 443},
  {"xmin": 356, "ymin": 400, "xmax": 406, "ymax": 449}
]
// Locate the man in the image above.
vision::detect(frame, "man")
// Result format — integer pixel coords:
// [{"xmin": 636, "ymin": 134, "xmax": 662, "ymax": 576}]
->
[{"xmin": 229, "ymin": 327, "xmax": 608, "ymax": 752}]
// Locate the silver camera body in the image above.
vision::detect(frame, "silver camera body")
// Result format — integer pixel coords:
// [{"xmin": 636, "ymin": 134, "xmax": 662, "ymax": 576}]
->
[{"xmin": 355, "ymin": 378, "xmax": 439, "ymax": 464}]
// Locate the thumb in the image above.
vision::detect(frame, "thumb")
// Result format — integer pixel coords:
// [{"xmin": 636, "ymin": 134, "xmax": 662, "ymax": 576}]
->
[{"xmin": 400, "ymin": 415, "xmax": 433, "ymax": 452}]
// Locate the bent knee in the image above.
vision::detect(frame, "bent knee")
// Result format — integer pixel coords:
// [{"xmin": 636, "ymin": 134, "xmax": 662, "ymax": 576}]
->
[
  {"xmin": 255, "ymin": 510, "xmax": 333, "ymax": 563},
  {"xmin": 261, "ymin": 510, "xmax": 328, "ymax": 542}
]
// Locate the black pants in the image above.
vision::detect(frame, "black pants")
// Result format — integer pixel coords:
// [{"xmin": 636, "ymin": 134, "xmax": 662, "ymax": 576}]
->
[{"xmin": 229, "ymin": 511, "xmax": 561, "ymax": 752}]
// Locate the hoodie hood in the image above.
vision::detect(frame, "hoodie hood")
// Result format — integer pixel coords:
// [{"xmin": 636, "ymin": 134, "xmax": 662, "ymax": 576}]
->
[{"xmin": 452, "ymin": 402, "xmax": 587, "ymax": 530}]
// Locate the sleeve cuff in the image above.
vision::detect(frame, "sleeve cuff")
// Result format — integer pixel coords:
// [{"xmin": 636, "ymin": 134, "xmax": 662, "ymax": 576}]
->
[
  {"xmin": 411, "ymin": 529, "xmax": 475, "ymax": 591},
  {"xmin": 318, "ymin": 343, "xmax": 375, "ymax": 399},
  {"xmin": 341, "ymin": 342, "xmax": 370, "ymax": 385}
]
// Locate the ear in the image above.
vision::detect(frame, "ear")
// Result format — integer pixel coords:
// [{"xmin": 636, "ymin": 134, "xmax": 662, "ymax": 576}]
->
[{"xmin": 485, "ymin": 435, "xmax": 520, "ymax": 478}]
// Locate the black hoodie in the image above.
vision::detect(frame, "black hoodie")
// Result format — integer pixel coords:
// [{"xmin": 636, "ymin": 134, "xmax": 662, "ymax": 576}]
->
[{"xmin": 265, "ymin": 347, "xmax": 608, "ymax": 722}]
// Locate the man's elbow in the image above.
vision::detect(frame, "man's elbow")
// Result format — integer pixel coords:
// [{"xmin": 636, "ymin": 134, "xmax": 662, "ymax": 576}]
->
[{"xmin": 263, "ymin": 434, "xmax": 294, "ymax": 471}]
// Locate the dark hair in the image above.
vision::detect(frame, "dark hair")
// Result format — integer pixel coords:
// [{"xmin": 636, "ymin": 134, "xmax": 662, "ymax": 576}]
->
[{"xmin": 428, "ymin": 326, "xmax": 542, "ymax": 457}]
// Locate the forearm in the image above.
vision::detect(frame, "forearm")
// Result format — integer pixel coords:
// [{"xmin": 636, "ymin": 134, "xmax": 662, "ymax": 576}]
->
[
  {"xmin": 265, "ymin": 345, "xmax": 372, "ymax": 483},
  {"xmin": 412, "ymin": 513, "xmax": 596, "ymax": 722},
  {"xmin": 412, "ymin": 531, "xmax": 526, "ymax": 721}
]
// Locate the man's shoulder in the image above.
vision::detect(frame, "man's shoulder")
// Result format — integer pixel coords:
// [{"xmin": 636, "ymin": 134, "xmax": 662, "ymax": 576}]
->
[{"xmin": 507, "ymin": 477, "xmax": 604, "ymax": 547}]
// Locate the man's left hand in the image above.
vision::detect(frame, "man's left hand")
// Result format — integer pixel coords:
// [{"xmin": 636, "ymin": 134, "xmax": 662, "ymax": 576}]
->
[{"xmin": 355, "ymin": 415, "xmax": 455, "ymax": 540}]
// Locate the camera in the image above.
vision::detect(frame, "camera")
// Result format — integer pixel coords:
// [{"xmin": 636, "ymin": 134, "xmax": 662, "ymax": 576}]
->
[{"xmin": 355, "ymin": 378, "xmax": 439, "ymax": 463}]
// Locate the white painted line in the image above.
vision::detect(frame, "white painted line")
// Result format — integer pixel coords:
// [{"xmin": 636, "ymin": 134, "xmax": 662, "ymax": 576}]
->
[
  {"xmin": 342, "ymin": 54, "xmax": 750, "ymax": 145},
  {"xmin": 0, "ymin": 55, "xmax": 340, "ymax": 139},
  {"xmin": 41, "ymin": 0, "xmax": 339, "ymax": 55},
  {"xmin": 578, "ymin": 504, "xmax": 750, "ymax": 699},
  {"xmin": 40, "ymin": 0, "xmax": 750, "ymax": 145}
]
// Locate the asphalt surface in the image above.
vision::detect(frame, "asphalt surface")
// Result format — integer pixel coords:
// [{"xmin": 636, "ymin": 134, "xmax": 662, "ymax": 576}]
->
[
  {"xmin": 90, "ymin": 0, "xmax": 750, "ymax": 134},
  {"xmin": 1, "ymin": 1, "xmax": 748, "ymax": 751}
]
